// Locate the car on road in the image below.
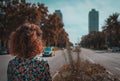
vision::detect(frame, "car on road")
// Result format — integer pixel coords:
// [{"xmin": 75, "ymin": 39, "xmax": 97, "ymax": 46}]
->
[
  {"xmin": 111, "ymin": 47, "xmax": 120, "ymax": 52},
  {"xmin": 0, "ymin": 49, "xmax": 9, "ymax": 55},
  {"xmin": 43, "ymin": 47, "xmax": 55, "ymax": 57}
]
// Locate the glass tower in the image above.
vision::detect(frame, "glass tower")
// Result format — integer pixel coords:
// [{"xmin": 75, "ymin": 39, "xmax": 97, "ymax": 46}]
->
[
  {"xmin": 55, "ymin": 10, "xmax": 63, "ymax": 22},
  {"xmin": 88, "ymin": 9, "xmax": 99, "ymax": 33}
]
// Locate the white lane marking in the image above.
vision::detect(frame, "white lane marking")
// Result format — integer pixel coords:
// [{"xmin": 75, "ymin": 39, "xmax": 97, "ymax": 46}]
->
[
  {"xmin": 106, "ymin": 70, "xmax": 113, "ymax": 75},
  {"xmin": 86, "ymin": 57, "xmax": 95, "ymax": 63},
  {"xmin": 115, "ymin": 67, "xmax": 120, "ymax": 71},
  {"xmin": 52, "ymin": 71, "xmax": 59, "ymax": 79}
]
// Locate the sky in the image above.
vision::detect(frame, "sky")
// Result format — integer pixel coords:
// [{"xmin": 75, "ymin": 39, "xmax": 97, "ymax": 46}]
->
[{"xmin": 27, "ymin": 0, "xmax": 120, "ymax": 44}]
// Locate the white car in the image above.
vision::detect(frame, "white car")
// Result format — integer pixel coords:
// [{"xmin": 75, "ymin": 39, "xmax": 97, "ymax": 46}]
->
[
  {"xmin": 43, "ymin": 47, "xmax": 55, "ymax": 57},
  {"xmin": 111, "ymin": 47, "xmax": 120, "ymax": 52}
]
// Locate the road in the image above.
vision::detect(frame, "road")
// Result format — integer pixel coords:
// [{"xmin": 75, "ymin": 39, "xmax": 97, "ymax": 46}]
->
[
  {"xmin": 0, "ymin": 48, "xmax": 120, "ymax": 81},
  {"xmin": 80, "ymin": 48, "xmax": 120, "ymax": 78}
]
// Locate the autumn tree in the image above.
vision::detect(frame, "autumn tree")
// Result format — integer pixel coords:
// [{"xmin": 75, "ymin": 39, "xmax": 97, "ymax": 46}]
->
[
  {"xmin": 57, "ymin": 28, "xmax": 69, "ymax": 48},
  {"xmin": 0, "ymin": 2, "xmax": 41, "ymax": 48},
  {"xmin": 0, "ymin": 1, "xmax": 69, "ymax": 49},
  {"xmin": 41, "ymin": 12, "xmax": 64, "ymax": 46}
]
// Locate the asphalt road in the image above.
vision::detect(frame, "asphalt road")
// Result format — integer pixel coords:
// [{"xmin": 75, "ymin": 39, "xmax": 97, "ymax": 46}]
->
[
  {"xmin": 80, "ymin": 48, "xmax": 120, "ymax": 78},
  {"xmin": 0, "ymin": 48, "xmax": 120, "ymax": 81}
]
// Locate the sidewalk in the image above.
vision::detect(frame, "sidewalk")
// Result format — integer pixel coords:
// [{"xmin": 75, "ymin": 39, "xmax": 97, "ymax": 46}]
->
[{"xmin": 0, "ymin": 55, "xmax": 14, "ymax": 81}]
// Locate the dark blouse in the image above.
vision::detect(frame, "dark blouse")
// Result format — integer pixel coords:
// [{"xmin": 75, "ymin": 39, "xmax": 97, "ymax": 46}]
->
[{"xmin": 7, "ymin": 56, "xmax": 52, "ymax": 81}]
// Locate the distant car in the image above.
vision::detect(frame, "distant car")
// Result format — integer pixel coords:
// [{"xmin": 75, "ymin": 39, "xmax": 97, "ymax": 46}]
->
[
  {"xmin": 0, "ymin": 49, "xmax": 8, "ymax": 55},
  {"xmin": 43, "ymin": 47, "xmax": 55, "ymax": 57},
  {"xmin": 111, "ymin": 47, "xmax": 120, "ymax": 52}
]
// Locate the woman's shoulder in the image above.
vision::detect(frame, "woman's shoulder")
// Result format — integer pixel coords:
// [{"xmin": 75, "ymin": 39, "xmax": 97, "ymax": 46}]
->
[
  {"xmin": 7, "ymin": 57, "xmax": 18, "ymax": 69},
  {"xmin": 8, "ymin": 57, "xmax": 22, "ymax": 66},
  {"xmin": 8, "ymin": 55, "xmax": 48, "ymax": 66},
  {"xmin": 8, "ymin": 57, "xmax": 17, "ymax": 64}
]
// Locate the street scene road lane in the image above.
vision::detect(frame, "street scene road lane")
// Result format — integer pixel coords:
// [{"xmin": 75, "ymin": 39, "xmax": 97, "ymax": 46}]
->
[{"xmin": 80, "ymin": 48, "xmax": 120, "ymax": 78}]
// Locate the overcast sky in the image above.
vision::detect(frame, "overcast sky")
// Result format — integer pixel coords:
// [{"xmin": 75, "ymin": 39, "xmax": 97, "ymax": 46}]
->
[{"xmin": 27, "ymin": 0, "xmax": 120, "ymax": 44}]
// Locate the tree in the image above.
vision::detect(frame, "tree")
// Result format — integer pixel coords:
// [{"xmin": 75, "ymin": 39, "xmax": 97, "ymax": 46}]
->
[
  {"xmin": 57, "ymin": 28, "xmax": 69, "ymax": 48},
  {"xmin": 41, "ymin": 13, "xmax": 64, "ymax": 46},
  {"xmin": 0, "ymin": 1, "xmax": 69, "ymax": 49},
  {"xmin": 12, "ymin": 0, "xmax": 19, "ymax": 5},
  {"xmin": 80, "ymin": 31, "xmax": 105, "ymax": 49},
  {"xmin": 103, "ymin": 13, "xmax": 120, "ymax": 47},
  {"xmin": 0, "ymin": 2, "xmax": 41, "ymax": 49}
]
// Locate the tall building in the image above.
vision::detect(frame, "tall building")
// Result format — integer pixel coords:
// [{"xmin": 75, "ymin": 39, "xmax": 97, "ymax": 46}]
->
[
  {"xmin": 55, "ymin": 10, "xmax": 63, "ymax": 22},
  {"xmin": 88, "ymin": 9, "xmax": 99, "ymax": 33}
]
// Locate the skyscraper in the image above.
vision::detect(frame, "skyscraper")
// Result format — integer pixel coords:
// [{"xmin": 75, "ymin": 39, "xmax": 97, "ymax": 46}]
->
[
  {"xmin": 55, "ymin": 10, "xmax": 63, "ymax": 22},
  {"xmin": 88, "ymin": 9, "xmax": 99, "ymax": 33}
]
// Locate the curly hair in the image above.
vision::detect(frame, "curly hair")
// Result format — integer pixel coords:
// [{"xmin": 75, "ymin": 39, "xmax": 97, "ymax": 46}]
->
[{"xmin": 9, "ymin": 23, "xmax": 43, "ymax": 58}]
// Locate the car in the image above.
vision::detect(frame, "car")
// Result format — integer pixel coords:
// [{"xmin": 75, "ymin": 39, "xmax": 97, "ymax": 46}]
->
[
  {"xmin": 111, "ymin": 47, "xmax": 120, "ymax": 52},
  {"xmin": 43, "ymin": 47, "xmax": 55, "ymax": 57},
  {"xmin": 0, "ymin": 49, "xmax": 9, "ymax": 55}
]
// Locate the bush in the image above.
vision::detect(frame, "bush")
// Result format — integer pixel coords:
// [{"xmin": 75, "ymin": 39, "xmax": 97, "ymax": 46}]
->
[{"xmin": 53, "ymin": 61, "xmax": 120, "ymax": 81}]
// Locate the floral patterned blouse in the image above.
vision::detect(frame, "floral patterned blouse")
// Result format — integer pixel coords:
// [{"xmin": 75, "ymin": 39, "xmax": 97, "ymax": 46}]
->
[{"xmin": 7, "ymin": 56, "xmax": 52, "ymax": 81}]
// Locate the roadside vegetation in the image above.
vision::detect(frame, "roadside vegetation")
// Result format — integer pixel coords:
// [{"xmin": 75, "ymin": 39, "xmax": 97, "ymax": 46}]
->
[
  {"xmin": 53, "ymin": 46, "xmax": 120, "ymax": 81},
  {"xmin": 0, "ymin": 0, "xmax": 69, "ymax": 50}
]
